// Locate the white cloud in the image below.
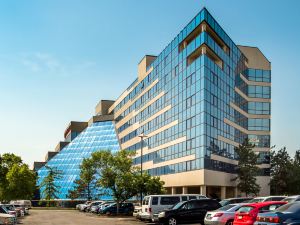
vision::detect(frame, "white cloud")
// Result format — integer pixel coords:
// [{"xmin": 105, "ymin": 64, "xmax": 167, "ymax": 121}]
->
[{"xmin": 19, "ymin": 52, "xmax": 97, "ymax": 77}]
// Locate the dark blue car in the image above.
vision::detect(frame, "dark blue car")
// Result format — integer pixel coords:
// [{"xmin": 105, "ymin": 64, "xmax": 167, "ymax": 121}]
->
[
  {"xmin": 255, "ymin": 202, "xmax": 300, "ymax": 225},
  {"xmin": 99, "ymin": 202, "xmax": 134, "ymax": 215}
]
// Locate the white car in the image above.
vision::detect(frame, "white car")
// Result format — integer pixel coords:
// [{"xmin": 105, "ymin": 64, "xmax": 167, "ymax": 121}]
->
[
  {"xmin": 0, "ymin": 213, "xmax": 16, "ymax": 225},
  {"xmin": 283, "ymin": 195, "xmax": 300, "ymax": 203},
  {"xmin": 10, "ymin": 200, "xmax": 31, "ymax": 209},
  {"xmin": 76, "ymin": 201, "xmax": 91, "ymax": 211},
  {"xmin": 247, "ymin": 196, "xmax": 286, "ymax": 203}
]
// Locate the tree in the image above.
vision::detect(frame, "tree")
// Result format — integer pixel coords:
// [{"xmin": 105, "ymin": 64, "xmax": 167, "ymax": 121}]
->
[
  {"xmin": 270, "ymin": 147, "xmax": 293, "ymax": 195},
  {"xmin": 289, "ymin": 150, "xmax": 300, "ymax": 194},
  {"xmin": 0, "ymin": 153, "xmax": 22, "ymax": 189},
  {"xmin": 39, "ymin": 166, "xmax": 62, "ymax": 202},
  {"xmin": 6, "ymin": 164, "xmax": 36, "ymax": 200},
  {"xmin": 67, "ymin": 158, "xmax": 98, "ymax": 200},
  {"xmin": 90, "ymin": 149, "xmax": 165, "ymax": 214},
  {"xmin": 91, "ymin": 150, "xmax": 137, "ymax": 214},
  {"xmin": 0, "ymin": 153, "xmax": 35, "ymax": 201},
  {"xmin": 234, "ymin": 138, "xmax": 260, "ymax": 196},
  {"xmin": 137, "ymin": 172, "xmax": 165, "ymax": 196}
]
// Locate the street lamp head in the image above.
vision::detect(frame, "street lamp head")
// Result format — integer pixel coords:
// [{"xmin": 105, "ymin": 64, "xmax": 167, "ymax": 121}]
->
[{"xmin": 138, "ymin": 133, "xmax": 148, "ymax": 138}]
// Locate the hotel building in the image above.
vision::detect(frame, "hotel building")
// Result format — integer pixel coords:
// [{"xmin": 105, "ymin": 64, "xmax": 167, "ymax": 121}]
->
[{"xmin": 37, "ymin": 8, "xmax": 271, "ymax": 199}]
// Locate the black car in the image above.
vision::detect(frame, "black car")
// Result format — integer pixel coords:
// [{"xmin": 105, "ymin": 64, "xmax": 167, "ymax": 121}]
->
[
  {"xmin": 158, "ymin": 199, "xmax": 221, "ymax": 225},
  {"xmin": 99, "ymin": 202, "xmax": 134, "ymax": 215},
  {"xmin": 219, "ymin": 197, "xmax": 253, "ymax": 206},
  {"xmin": 256, "ymin": 202, "xmax": 300, "ymax": 225}
]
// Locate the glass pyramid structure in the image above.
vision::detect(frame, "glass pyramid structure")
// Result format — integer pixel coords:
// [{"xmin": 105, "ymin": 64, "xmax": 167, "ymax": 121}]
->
[{"xmin": 37, "ymin": 121, "xmax": 119, "ymax": 199}]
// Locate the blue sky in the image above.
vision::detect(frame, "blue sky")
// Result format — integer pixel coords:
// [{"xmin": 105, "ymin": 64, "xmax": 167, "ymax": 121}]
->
[{"xmin": 0, "ymin": 0, "xmax": 299, "ymax": 166}]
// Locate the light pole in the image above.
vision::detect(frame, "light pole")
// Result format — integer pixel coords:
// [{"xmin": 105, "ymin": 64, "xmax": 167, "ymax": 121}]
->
[{"xmin": 138, "ymin": 133, "xmax": 148, "ymax": 206}]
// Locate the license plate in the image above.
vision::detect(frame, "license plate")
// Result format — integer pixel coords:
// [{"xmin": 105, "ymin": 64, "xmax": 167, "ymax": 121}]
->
[{"xmin": 238, "ymin": 216, "xmax": 243, "ymax": 219}]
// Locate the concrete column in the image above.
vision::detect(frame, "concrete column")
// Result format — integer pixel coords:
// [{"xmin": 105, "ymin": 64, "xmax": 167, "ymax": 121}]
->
[
  {"xmin": 182, "ymin": 187, "xmax": 188, "ymax": 194},
  {"xmin": 200, "ymin": 185, "xmax": 206, "ymax": 196},
  {"xmin": 234, "ymin": 187, "xmax": 239, "ymax": 197},
  {"xmin": 171, "ymin": 187, "xmax": 176, "ymax": 195},
  {"xmin": 221, "ymin": 186, "xmax": 226, "ymax": 200}
]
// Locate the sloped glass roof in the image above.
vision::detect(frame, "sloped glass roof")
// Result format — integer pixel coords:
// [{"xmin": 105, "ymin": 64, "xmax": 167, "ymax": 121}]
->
[{"xmin": 37, "ymin": 121, "xmax": 119, "ymax": 199}]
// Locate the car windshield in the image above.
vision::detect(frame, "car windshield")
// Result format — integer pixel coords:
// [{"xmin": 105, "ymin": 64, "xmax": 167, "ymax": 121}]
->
[
  {"xmin": 218, "ymin": 204, "xmax": 238, "ymax": 211},
  {"xmin": 238, "ymin": 206, "xmax": 254, "ymax": 213},
  {"xmin": 248, "ymin": 198, "xmax": 264, "ymax": 203},
  {"xmin": 4, "ymin": 205, "xmax": 14, "ymax": 210},
  {"xmin": 219, "ymin": 200, "xmax": 229, "ymax": 206},
  {"xmin": 171, "ymin": 201, "xmax": 186, "ymax": 210},
  {"xmin": 276, "ymin": 203, "xmax": 300, "ymax": 213},
  {"xmin": 0, "ymin": 206, "xmax": 8, "ymax": 214},
  {"xmin": 142, "ymin": 197, "xmax": 150, "ymax": 205}
]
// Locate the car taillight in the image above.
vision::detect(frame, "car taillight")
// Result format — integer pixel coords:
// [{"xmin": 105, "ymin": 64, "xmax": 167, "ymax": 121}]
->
[
  {"xmin": 149, "ymin": 208, "xmax": 152, "ymax": 213},
  {"xmin": 214, "ymin": 213, "xmax": 223, "ymax": 217},
  {"xmin": 269, "ymin": 217, "xmax": 280, "ymax": 223}
]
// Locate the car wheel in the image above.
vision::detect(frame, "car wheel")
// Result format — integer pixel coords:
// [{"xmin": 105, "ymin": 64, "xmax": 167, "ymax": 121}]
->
[
  {"xmin": 226, "ymin": 220, "xmax": 234, "ymax": 225},
  {"xmin": 168, "ymin": 217, "xmax": 177, "ymax": 225}
]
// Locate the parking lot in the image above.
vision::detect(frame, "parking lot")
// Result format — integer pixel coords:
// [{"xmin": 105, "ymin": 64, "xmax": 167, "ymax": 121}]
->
[{"xmin": 21, "ymin": 210, "xmax": 149, "ymax": 225}]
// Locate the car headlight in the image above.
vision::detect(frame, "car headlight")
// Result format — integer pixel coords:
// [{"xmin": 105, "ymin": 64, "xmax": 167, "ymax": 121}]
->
[{"xmin": 158, "ymin": 212, "xmax": 165, "ymax": 218}]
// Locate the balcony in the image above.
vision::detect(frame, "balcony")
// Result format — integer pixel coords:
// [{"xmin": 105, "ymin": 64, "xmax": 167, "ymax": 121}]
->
[
  {"xmin": 179, "ymin": 21, "xmax": 230, "ymax": 55},
  {"xmin": 187, "ymin": 44, "xmax": 223, "ymax": 69}
]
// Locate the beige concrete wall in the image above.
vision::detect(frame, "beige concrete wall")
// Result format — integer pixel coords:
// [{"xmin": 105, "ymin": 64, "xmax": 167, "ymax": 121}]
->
[
  {"xmin": 238, "ymin": 45, "xmax": 271, "ymax": 70},
  {"xmin": 160, "ymin": 169, "xmax": 269, "ymax": 197},
  {"xmin": 64, "ymin": 121, "xmax": 88, "ymax": 139},
  {"xmin": 88, "ymin": 114, "xmax": 114, "ymax": 126},
  {"xmin": 138, "ymin": 55, "xmax": 156, "ymax": 82},
  {"xmin": 142, "ymin": 154, "xmax": 196, "ymax": 170},
  {"xmin": 45, "ymin": 151, "xmax": 58, "ymax": 162},
  {"xmin": 108, "ymin": 89, "xmax": 131, "ymax": 114},
  {"xmin": 230, "ymin": 102, "xmax": 270, "ymax": 119},
  {"xmin": 113, "ymin": 79, "xmax": 159, "ymax": 119},
  {"xmin": 257, "ymin": 176, "xmax": 271, "ymax": 196},
  {"xmin": 115, "ymin": 111, "xmax": 137, "ymax": 129},
  {"xmin": 55, "ymin": 141, "xmax": 70, "ymax": 152},
  {"xmin": 134, "ymin": 136, "xmax": 186, "ymax": 157},
  {"xmin": 118, "ymin": 103, "xmax": 170, "ymax": 139},
  {"xmin": 240, "ymin": 73, "xmax": 271, "ymax": 87},
  {"xmin": 211, "ymin": 154, "xmax": 238, "ymax": 165},
  {"xmin": 224, "ymin": 118, "xmax": 270, "ymax": 136},
  {"xmin": 95, "ymin": 100, "xmax": 115, "ymax": 115},
  {"xmin": 160, "ymin": 169, "xmax": 205, "ymax": 187},
  {"xmin": 218, "ymin": 135, "xmax": 270, "ymax": 153},
  {"xmin": 235, "ymin": 87, "xmax": 271, "ymax": 103},
  {"xmin": 204, "ymin": 170, "xmax": 237, "ymax": 187},
  {"xmin": 121, "ymin": 120, "xmax": 178, "ymax": 150}
]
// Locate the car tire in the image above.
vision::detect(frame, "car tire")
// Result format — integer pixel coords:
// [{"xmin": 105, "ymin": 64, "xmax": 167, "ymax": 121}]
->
[
  {"xmin": 226, "ymin": 220, "xmax": 234, "ymax": 225},
  {"xmin": 168, "ymin": 217, "xmax": 177, "ymax": 225}
]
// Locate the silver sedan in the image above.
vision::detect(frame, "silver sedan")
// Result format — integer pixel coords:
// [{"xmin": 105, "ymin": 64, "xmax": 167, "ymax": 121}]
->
[{"xmin": 204, "ymin": 204, "xmax": 245, "ymax": 225}]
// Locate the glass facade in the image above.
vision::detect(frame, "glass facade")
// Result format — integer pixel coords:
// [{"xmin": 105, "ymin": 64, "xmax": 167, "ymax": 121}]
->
[
  {"xmin": 37, "ymin": 121, "xmax": 119, "ymax": 199},
  {"xmin": 112, "ymin": 8, "xmax": 271, "ymax": 178},
  {"xmin": 37, "ymin": 7, "xmax": 272, "ymax": 199}
]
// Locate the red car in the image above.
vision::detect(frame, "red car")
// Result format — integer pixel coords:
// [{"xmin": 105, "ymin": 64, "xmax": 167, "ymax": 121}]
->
[{"xmin": 233, "ymin": 201, "xmax": 287, "ymax": 225}]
